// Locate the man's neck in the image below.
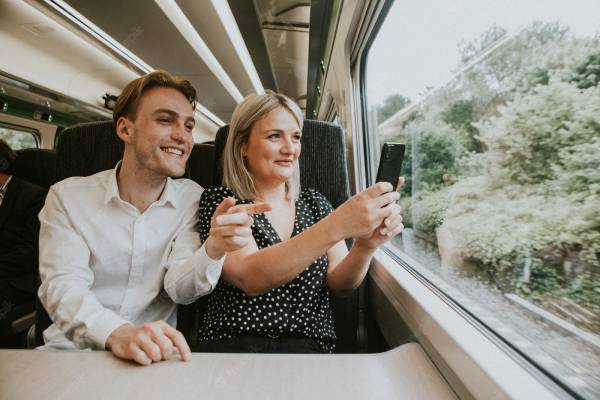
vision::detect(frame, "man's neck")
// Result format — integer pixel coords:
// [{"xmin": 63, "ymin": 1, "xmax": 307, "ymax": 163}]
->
[{"xmin": 116, "ymin": 159, "xmax": 167, "ymax": 213}]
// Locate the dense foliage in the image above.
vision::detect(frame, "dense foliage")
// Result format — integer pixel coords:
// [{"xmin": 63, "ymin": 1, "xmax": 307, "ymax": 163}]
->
[{"xmin": 377, "ymin": 22, "xmax": 600, "ymax": 310}]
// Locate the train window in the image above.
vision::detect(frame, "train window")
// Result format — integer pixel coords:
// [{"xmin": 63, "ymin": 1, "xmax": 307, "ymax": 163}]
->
[
  {"xmin": 363, "ymin": 0, "xmax": 600, "ymax": 397},
  {"xmin": 0, "ymin": 123, "xmax": 39, "ymax": 150},
  {"xmin": 331, "ymin": 112, "xmax": 339, "ymax": 126}
]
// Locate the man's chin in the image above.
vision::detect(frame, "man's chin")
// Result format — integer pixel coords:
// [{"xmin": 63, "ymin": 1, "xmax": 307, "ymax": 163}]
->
[{"xmin": 155, "ymin": 163, "xmax": 186, "ymax": 178}]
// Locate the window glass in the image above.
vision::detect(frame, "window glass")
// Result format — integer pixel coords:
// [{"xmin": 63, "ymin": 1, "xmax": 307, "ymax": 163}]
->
[
  {"xmin": 0, "ymin": 125, "xmax": 38, "ymax": 150},
  {"xmin": 331, "ymin": 112, "xmax": 339, "ymax": 126},
  {"xmin": 365, "ymin": 1, "xmax": 600, "ymax": 397}
]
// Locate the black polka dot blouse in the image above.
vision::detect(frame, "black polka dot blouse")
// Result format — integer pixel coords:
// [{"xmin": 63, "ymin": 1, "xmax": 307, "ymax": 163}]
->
[{"xmin": 196, "ymin": 186, "xmax": 337, "ymax": 353}]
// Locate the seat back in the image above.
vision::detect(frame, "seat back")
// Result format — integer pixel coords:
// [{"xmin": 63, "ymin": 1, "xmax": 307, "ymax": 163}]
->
[
  {"xmin": 212, "ymin": 120, "xmax": 359, "ymax": 352},
  {"xmin": 10, "ymin": 149, "xmax": 56, "ymax": 346},
  {"xmin": 55, "ymin": 120, "xmax": 123, "ymax": 181},
  {"xmin": 13, "ymin": 149, "xmax": 57, "ymax": 188},
  {"xmin": 188, "ymin": 143, "xmax": 214, "ymax": 188}
]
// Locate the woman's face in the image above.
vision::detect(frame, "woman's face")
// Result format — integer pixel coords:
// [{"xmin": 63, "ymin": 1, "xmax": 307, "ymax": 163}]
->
[{"xmin": 243, "ymin": 107, "xmax": 302, "ymax": 187}]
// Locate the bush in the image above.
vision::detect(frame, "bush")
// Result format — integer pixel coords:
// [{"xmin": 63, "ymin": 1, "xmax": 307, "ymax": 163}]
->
[
  {"xmin": 408, "ymin": 114, "xmax": 465, "ymax": 192},
  {"xmin": 412, "ymin": 188, "xmax": 450, "ymax": 237},
  {"xmin": 399, "ymin": 196, "xmax": 413, "ymax": 228}
]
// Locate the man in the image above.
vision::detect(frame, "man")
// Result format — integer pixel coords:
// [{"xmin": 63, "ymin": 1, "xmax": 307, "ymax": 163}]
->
[
  {"xmin": 38, "ymin": 71, "xmax": 269, "ymax": 365},
  {"xmin": 0, "ymin": 140, "xmax": 46, "ymax": 347}
]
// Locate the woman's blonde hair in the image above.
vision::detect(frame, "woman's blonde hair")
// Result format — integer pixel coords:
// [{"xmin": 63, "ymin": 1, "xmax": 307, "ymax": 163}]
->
[{"xmin": 223, "ymin": 90, "xmax": 304, "ymax": 201}]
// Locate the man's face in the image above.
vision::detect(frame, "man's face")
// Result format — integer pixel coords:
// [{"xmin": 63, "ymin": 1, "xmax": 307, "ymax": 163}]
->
[{"xmin": 123, "ymin": 86, "xmax": 195, "ymax": 178}]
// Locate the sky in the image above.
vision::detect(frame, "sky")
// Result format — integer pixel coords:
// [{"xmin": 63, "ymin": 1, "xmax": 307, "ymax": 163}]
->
[{"xmin": 366, "ymin": 0, "xmax": 600, "ymax": 106}]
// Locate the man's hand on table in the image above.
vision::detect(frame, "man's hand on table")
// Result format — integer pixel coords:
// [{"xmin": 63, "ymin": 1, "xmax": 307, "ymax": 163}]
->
[{"xmin": 106, "ymin": 321, "xmax": 191, "ymax": 366}]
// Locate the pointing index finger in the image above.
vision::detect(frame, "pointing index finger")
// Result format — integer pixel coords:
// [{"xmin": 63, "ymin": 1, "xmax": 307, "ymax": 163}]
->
[
  {"xmin": 213, "ymin": 197, "xmax": 236, "ymax": 217},
  {"xmin": 228, "ymin": 202, "xmax": 272, "ymax": 215}
]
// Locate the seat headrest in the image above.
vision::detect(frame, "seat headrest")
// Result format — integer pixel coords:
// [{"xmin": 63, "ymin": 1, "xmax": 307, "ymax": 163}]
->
[
  {"xmin": 213, "ymin": 119, "xmax": 350, "ymax": 208},
  {"xmin": 55, "ymin": 120, "xmax": 191, "ymax": 181},
  {"xmin": 13, "ymin": 148, "xmax": 57, "ymax": 188},
  {"xmin": 55, "ymin": 120, "xmax": 123, "ymax": 181}
]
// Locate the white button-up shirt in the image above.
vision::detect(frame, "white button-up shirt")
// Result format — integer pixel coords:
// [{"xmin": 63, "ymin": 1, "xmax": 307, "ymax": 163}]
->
[{"xmin": 38, "ymin": 166, "xmax": 222, "ymax": 350}]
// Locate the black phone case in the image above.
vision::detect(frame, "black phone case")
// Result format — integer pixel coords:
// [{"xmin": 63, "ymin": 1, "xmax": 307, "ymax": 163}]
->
[{"xmin": 376, "ymin": 143, "xmax": 405, "ymax": 187}]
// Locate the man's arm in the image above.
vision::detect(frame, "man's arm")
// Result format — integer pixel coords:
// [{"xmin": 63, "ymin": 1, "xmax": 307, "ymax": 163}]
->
[
  {"xmin": 162, "ymin": 202, "xmax": 223, "ymax": 305},
  {"xmin": 163, "ymin": 197, "xmax": 269, "ymax": 304},
  {"xmin": 38, "ymin": 187, "xmax": 130, "ymax": 349}
]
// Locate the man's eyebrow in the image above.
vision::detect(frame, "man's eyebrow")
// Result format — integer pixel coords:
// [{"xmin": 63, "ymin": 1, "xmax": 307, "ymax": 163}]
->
[{"xmin": 153, "ymin": 109, "xmax": 195, "ymax": 123}]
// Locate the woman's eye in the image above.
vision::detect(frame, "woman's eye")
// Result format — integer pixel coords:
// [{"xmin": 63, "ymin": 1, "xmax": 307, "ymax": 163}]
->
[{"xmin": 268, "ymin": 134, "xmax": 279, "ymax": 140}]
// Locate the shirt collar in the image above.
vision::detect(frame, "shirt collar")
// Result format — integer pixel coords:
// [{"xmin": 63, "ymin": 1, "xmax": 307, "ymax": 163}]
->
[
  {"xmin": 0, "ymin": 175, "xmax": 12, "ymax": 207},
  {"xmin": 103, "ymin": 162, "xmax": 179, "ymax": 209},
  {"xmin": 0, "ymin": 175, "xmax": 12, "ymax": 192}
]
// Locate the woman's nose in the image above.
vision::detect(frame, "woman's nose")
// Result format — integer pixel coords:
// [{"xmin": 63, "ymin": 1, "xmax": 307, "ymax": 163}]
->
[{"xmin": 281, "ymin": 138, "xmax": 293, "ymax": 154}]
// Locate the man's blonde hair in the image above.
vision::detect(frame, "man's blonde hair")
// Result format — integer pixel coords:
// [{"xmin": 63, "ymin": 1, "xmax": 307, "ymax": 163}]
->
[{"xmin": 223, "ymin": 90, "xmax": 303, "ymax": 201}]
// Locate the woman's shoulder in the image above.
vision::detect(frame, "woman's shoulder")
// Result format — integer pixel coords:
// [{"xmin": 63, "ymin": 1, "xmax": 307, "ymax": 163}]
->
[
  {"xmin": 200, "ymin": 185, "xmax": 237, "ymax": 201},
  {"xmin": 199, "ymin": 186, "xmax": 239, "ymax": 212}
]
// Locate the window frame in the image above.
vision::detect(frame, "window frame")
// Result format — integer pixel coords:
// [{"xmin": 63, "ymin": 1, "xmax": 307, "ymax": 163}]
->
[
  {"xmin": 354, "ymin": 0, "xmax": 585, "ymax": 398},
  {"xmin": 0, "ymin": 121, "xmax": 41, "ymax": 149}
]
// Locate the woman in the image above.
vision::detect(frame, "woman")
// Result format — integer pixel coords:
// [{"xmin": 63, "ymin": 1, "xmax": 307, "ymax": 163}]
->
[{"xmin": 196, "ymin": 91, "xmax": 404, "ymax": 353}]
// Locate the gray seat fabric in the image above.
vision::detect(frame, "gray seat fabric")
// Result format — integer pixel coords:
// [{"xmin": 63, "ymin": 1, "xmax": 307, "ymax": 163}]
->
[
  {"xmin": 188, "ymin": 143, "xmax": 214, "ymax": 188},
  {"xmin": 13, "ymin": 149, "xmax": 57, "ymax": 189},
  {"xmin": 211, "ymin": 120, "xmax": 359, "ymax": 353},
  {"xmin": 55, "ymin": 120, "xmax": 124, "ymax": 182}
]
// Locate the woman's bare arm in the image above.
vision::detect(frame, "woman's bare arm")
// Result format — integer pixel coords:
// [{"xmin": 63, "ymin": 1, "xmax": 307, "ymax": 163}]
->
[{"xmin": 214, "ymin": 182, "xmax": 399, "ymax": 296}]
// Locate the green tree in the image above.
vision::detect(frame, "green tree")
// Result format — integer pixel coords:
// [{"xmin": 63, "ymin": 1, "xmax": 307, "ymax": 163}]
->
[
  {"xmin": 571, "ymin": 52, "xmax": 600, "ymax": 89},
  {"xmin": 376, "ymin": 94, "xmax": 411, "ymax": 123}
]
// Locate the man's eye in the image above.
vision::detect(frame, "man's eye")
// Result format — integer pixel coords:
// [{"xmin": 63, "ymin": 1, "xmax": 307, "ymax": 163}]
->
[{"xmin": 158, "ymin": 118, "xmax": 170, "ymax": 124}]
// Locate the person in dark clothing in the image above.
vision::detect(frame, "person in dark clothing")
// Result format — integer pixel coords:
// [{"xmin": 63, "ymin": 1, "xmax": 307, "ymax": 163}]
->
[{"xmin": 0, "ymin": 139, "xmax": 46, "ymax": 347}]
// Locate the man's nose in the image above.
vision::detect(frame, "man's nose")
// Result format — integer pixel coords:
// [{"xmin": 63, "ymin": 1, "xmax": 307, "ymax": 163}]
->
[{"xmin": 171, "ymin": 123, "xmax": 187, "ymax": 143}]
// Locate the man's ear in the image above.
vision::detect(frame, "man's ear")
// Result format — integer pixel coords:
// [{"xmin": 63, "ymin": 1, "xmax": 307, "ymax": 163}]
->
[{"xmin": 115, "ymin": 117, "xmax": 134, "ymax": 144}]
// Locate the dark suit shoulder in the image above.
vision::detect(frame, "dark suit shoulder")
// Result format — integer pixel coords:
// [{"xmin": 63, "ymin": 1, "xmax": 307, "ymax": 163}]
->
[{"xmin": 8, "ymin": 177, "xmax": 47, "ymax": 208}]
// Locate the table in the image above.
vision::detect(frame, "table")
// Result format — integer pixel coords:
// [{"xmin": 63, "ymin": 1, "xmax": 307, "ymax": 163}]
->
[{"xmin": 0, "ymin": 343, "xmax": 456, "ymax": 399}]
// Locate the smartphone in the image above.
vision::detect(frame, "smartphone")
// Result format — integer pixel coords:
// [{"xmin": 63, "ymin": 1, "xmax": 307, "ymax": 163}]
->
[{"xmin": 375, "ymin": 142, "xmax": 405, "ymax": 189}]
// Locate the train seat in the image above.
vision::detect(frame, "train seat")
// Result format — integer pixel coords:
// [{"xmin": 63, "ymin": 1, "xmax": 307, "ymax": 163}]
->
[
  {"xmin": 175, "ymin": 142, "xmax": 215, "ymax": 348},
  {"xmin": 55, "ymin": 120, "xmax": 123, "ymax": 181},
  {"xmin": 13, "ymin": 148, "xmax": 57, "ymax": 189},
  {"xmin": 210, "ymin": 120, "xmax": 360, "ymax": 353},
  {"xmin": 31, "ymin": 120, "xmax": 125, "ymax": 346},
  {"xmin": 5, "ymin": 149, "xmax": 57, "ymax": 346},
  {"xmin": 188, "ymin": 143, "xmax": 214, "ymax": 188},
  {"xmin": 32, "ymin": 120, "xmax": 215, "ymax": 347}
]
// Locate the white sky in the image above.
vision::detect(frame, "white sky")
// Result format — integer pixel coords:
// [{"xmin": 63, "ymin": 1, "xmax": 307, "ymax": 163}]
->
[{"xmin": 366, "ymin": 0, "xmax": 600, "ymax": 105}]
